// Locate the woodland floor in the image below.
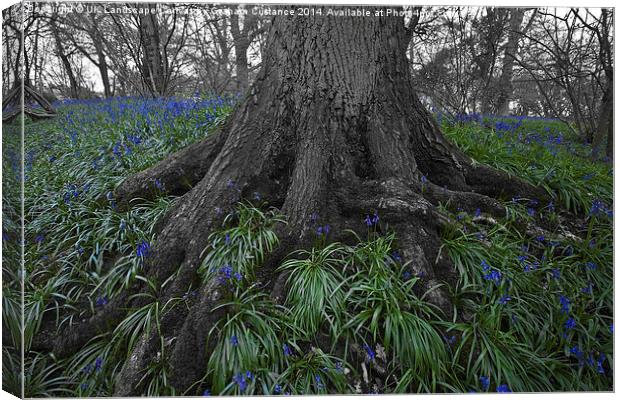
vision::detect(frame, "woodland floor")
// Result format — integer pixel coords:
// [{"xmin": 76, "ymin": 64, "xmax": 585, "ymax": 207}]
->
[{"xmin": 1, "ymin": 96, "xmax": 614, "ymax": 396}]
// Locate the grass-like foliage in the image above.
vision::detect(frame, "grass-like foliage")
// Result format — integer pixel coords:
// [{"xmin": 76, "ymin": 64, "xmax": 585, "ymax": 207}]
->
[
  {"xmin": 2, "ymin": 98, "xmax": 613, "ymax": 395},
  {"xmin": 199, "ymin": 202, "xmax": 284, "ymax": 283},
  {"xmin": 278, "ymin": 242, "xmax": 348, "ymax": 338}
]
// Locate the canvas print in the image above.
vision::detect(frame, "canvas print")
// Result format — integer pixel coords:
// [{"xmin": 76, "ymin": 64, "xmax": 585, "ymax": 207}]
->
[{"xmin": 1, "ymin": 1, "xmax": 614, "ymax": 397}]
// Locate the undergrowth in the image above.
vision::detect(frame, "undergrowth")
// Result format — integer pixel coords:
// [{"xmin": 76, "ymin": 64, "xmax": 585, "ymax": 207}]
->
[{"xmin": 1, "ymin": 98, "xmax": 613, "ymax": 395}]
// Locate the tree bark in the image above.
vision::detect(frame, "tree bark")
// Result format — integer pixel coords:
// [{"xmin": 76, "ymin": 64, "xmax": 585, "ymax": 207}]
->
[
  {"xmin": 107, "ymin": 8, "xmax": 547, "ymax": 395},
  {"xmin": 495, "ymin": 8, "xmax": 526, "ymax": 115}
]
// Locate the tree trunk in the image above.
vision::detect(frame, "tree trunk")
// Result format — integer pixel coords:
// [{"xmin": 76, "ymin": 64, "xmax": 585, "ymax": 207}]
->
[
  {"xmin": 50, "ymin": 18, "xmax": 80, "ymax": 98},
  {"xmin": 495, "ymin": 8, "xmax": 526, "ymax": 115},
  {"xmin": 139, "ymin": 7, "xmax": 167, "ymax": 97},
  {"xmin": 230, "ymin": 12, "xmax": 249, "ymax": 93},
  {"xmin": 592, "ymin": 79, "xmax": 613, "ymax": 160},
  {"xmin": 80, "ymin": 9, "xmax": 547, "ymax": 396}
]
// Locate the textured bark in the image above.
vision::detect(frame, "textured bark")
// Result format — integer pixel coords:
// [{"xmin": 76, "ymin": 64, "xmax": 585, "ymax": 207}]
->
[
  {"xmin": 495, "ymin": 8, "xmax": 526, "ymax": 115},
  {"xmin": 139, "ymin": 7, "xmax": 167, "ymax": 97},
  {"xmin": 108, "ymin": 9, "xmax": 547, "ymax": 395}
]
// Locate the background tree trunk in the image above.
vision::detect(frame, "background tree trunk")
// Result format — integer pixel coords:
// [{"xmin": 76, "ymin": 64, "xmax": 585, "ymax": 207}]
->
[
  {"xmin": 104, "ymin": 8, "xmax": 547, "ymax": 395},
  {"xmin": 495, "ymin": 8, "xmax": 527, "ymax": 115}
]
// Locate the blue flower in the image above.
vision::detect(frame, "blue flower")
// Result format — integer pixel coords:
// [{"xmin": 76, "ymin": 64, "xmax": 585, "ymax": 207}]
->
[
  {"xmin": 233, "ymin": 373, "xmax": 247, "ymax": 391},
  {"xmin": 219, "ymin": 265, "xmax": 232, "ymax": 279},
  {"xmin": 402, "ymin": 271, "xmax": 412, "ymax": 280},
  {"xmin": 551, "ymin": 269, "xmax": 561, "ymax": 280},
  {"xmin": 363, "ymin": 343, "xmax": 375, "ymax": 361},
  {"xmin": 315, "ymin": 375, "xmax": 324, "ymax": 389},
  {"xmin": 234, "ymin": 272, "xmax": 243, "ymax": 281},
  {"xmin": 154, "ymin": 178, "xmax": 163, "ymax": 190},
  {"xmin": 231, "ymin": 335, "xmax": 239, "ymax": 346},
  {"xmin": 585, "ymin": 261, "xmax": 597, "ymax": 270},
  {"xmin": 597, "ymin": 354, "xmax": 606, "ymax": 374},
  {"xmin": 479, "ymin": 376, "xmax": 490, "ymax": 391},
  {"xmin": 559, "ymin": 295, "xmax": 570, "ymax": 314},
  {"xmin": 136, "ymin": 241, "xmax": 152, "ymax": 258},
  {"xmin": 481, "ymin": 261, "xmax": 502, "ymax": 285},
  {"xmin": 225, "ymin": 233, "xmax": 231, "ymax": 245},
  {"xmin": 202, "ymin": 389, "xmax": 211, "ymax": 396},
  {"xmin": 527, "ymin": 208, "xmax": 535, "ymax": 217},
  {"xmin": 610, "ymin": 324, "xmax": 614, "ymax": 334},
  {"xmin": 283, "ymin": 343, "xmax": 293, "ymax": 357},
  {"xmin": 564, "ymin": 317, "xmax": 577, "ymax": 331},
  {"xmin": 421, "ymin": 175, "xmax": 428, "ymax": 184},
  {"xmin": 96, "ymin": 296, "xmax": 109, "ymax": 307},
  {"xmin": 581, "ymin": 283, "xmax": 593, "ymax": 294},
  {"xmin": 35, "ymin": 234, "xmax": 45, "ymax": 244},
  {"xmin": 474, "ymin": 208, "xmax": 481, "ymax": 218},
  {"xmin": 570, "ymin": 345, "xmax": 584, "ymax": 360},
  {"xmin": 391, "ymin": 250, "xmax": 402, "ymax": 262},
  {"xmin": 496, "ymin": 384, "xmax": 511, "ymax": 392},
  {"xmin": 95, "ymin": 357, "xmax": 103, "ymax": 371},
  {"xmin": 274, "ymin": 385, "xmax": 282, "ymax": 394},
  {"xmin": 498, "ymin": 295, "xmax": 512, "ymax": 305}
]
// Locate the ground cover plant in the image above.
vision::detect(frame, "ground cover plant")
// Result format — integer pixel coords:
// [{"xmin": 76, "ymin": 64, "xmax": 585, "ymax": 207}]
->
[{"xmin": 2, "ymin": 95, "xmax": 613, "ymax": 396}]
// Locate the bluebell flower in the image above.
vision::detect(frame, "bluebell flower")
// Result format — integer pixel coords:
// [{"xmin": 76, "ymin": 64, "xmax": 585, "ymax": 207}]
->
[
  {"xmin": 610, "ymin": 324, "xmax": 614, "ymax": 334},
  {"xmin": 246, "ymin": 371, "xmax": 254, "ymax": 380},
  {"xmin": 363, "ymin": 343, "xmax": 375, "ymax": 361},
  {"xmin": 480, "ymin": 376, "xmax": 490, "ymax": 391},
  {"xmin": 403, "ymin": 271, "xmax": 412, "ymax": 280},
  {"xmin": 154, "ymin": 178, "xmax": 163, "ymax": 190},
  {"xmin": 202, "ymin": 389, "xmax": 211, "ymax": 396},
  {"xmin": 35, "ymin": 234, "xmax": 45, "ymax": 244},
  {"xmin": 95, "ymin": 357, "xmax": 103, "ymax": 371},
  {"xmin": 233, "ymin": 373, "xmax": 247, "ymax": 391},
  {"xmin": 481, "ymin": 260, "xmax": 502, "ymax": 285},
  {"xmin": 234, "ymin": 272, "xmax": 243, "ymax": 281},
  {"xmin": 527, "ymin": 208, "xmax": 535, "ymax": 217},
  {"xmin": 315, "ymin": 375, "xmax": 324, "ymax": 389},
  {"xmin": 551, "ymin": 269, "xmax": 561, "ymax": 280},
  {"xmin": 96, "ymin": 296, "xmax": 109, "ymax": 307},
  {"xmin": 231, "ymin": 335, "xmax": 239, "ymax": 346},
  {"xmin": 80, "ymin": 383, "xmax": 89, "ymax": 390},
  {"xmin": 391, "ymin": 250, "xmax": 402, "ymax": 262},
  {"xmin": 225, "ymin": 233, "xmax": 231, "ymax": 245},
  {"xmin": 136, "ymin": 241, "xmax": 152, "ymax": 258},
  {"xmin": 564, "ymin": 317, "xmax": 577, "ymax": 331},
  {"xmin": 570, "ymin": 345, "xmax": 584, "ymax": 360},
  {"xmin": 498, "ymin": 295, "xmax": 511, "ymax": 305},
  {"xmin": 421, "ymin": 175, "xmax": 428, "ymax": 184},
  {"xmin": 274, "ymin": 385, "xmax": 282, "ymax": 394},
  {"xmin": 559, "ymin": 295, "xmax": 570, "ymax": 314},
  {"xmin": 597, "ymin": 354, "xmax": 606, "ymax": 374},
  {"xmin": 585, "ymin": 261, "xmax": 597, "ymax": 270},
  {"xmin": 335, "ymin": 362, "xmax": 344, "ymax": 373},
  {"xmin": 496, "ymin": 384, "xmax": 511, "ymax": 392},
  {"xmin": 581, "ymin": 283, "xmax": 593, "ymax": 294},
  {"xmin": 283, "ymin": 343, "xmax": 293, "ymax": 357},
  {"xmin": 474, "ymin": 208, "xmax": 481, "ymax": 218},
  {"xmin": 219, "ymin": 265, "xmax": 232, "ymax": 279}
]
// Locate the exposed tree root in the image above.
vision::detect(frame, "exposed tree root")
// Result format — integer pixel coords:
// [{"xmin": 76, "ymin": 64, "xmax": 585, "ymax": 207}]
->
[{"xmin": 113, "ymin": 129, "xmax": 229, "ymax": 209}]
